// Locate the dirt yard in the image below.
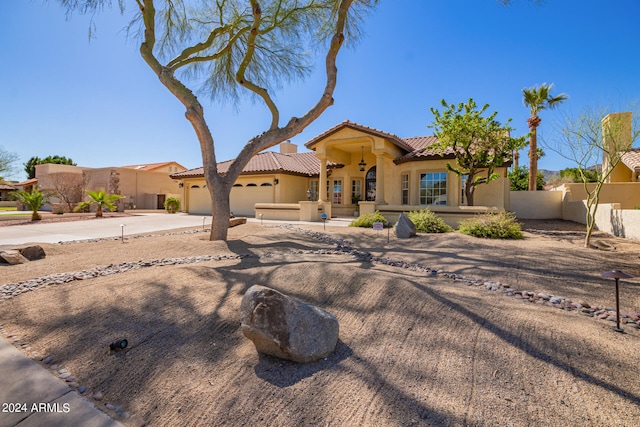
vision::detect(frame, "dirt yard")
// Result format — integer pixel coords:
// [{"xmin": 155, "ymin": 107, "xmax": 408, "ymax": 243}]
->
[{"xmin": 1, "ymin": 220, "xmax": 640, "ymax": 426}]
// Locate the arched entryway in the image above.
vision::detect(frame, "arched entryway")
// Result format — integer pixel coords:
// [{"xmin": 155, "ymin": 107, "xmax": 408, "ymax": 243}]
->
[{"xmin": 365, "ymin": 166, "xmax": 376, "ymax": 202}]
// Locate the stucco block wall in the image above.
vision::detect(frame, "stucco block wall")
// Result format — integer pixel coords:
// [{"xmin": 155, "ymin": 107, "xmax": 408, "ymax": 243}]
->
[
  {"xmin": 562, "ymin": 183, "xmax": 640, "ymax": 209},
  {"xmin": 596, "ymin": 204, "xmax": 640, "ymax": 240},
  {"xmin": 510, "ymin": 190, "xmax": 563, "ymax": 219}
]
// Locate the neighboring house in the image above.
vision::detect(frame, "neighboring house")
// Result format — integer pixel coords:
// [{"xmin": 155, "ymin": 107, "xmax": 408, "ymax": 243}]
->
[
  {"xmin": 610, "ymin": 148, "xmax": 640, "ymax": 182},
  {"xmin": 32, "ymin": 162, "xmax": 187, "ymax": 211},
  {"xmin": 171, "ymin": 121, "xmax": 512, "ymax": 224},
  {"xmin": 0, "ymin": 183, "xmax": 18, "ymax": 202}
]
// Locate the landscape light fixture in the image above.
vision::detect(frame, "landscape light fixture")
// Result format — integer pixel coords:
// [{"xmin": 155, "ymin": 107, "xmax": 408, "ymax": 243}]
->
[
  {"xmin": 202, "ymin": 216, "xmax": 207, "ymax": 230},
  {"xmin": 120, "ymin": 224, "xmax": 126, "ymax": 243},
  {"xmin": 359, "ymin": 146, "xmax": 367, "ymax": 172},
  {"xmin": 601, "ymin": 269, "xmax": 634, "ymax": 333},
  {"xmin": 259, "ymin": 213, "xmax": 263, "ymax": 226}
]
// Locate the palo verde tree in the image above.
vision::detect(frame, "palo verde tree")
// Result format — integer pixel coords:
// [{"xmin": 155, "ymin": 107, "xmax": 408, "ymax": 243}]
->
[
  {"xmin": 57, "ymin": 0, "xmax": 377, "ymax": 241},
  {"xmin": 549, "ymin": 108, "xmax": 639, "ymax": 247},
  {"xmin": 24, "ymin": 155, "xmax": 76, "ymax": 180},
  {"xmin": 429, "ymin": 99, "xmax": 526, "ymax": 206},
  {"xmin": 522, "ymin": 83, "xmax": 568, "ymax": 191}
]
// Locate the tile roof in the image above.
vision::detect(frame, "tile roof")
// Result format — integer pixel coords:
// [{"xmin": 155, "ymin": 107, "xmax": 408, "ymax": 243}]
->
[
  {"xmin": 395, "ymin": 136, "xmax": 456, "ymax": 164},
  {"xmin": 16, "ymin": 178, "xmax": 38, "ymax": 186},
  {"xmin": 171, "ymin": 121, "xmax": 513, "ymax": 178},
  {"xmin": 171, "ymin": 151, "xmax": 327, "ymax": 178},
  {"xmin": 121, "ymin": 161, "xmax": 186, "ymax": 171},
  {"xmin": 621, "ymin": 148, "xmax": 640, "ymax": 172},
  {"xmin": 0, "ymin": 184, "xmax": 18, "ymax": 191}
]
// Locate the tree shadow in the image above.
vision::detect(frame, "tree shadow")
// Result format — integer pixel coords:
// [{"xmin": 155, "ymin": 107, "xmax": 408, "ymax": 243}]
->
[{"xmin": 253, "ymin": 340, "xmax": 353, "ymax": 387}]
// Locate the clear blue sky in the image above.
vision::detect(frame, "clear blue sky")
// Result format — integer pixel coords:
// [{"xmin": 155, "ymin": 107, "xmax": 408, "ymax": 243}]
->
[{"xmin": 1, "ymin": 0, "xmax": 639, "ymax": 181}]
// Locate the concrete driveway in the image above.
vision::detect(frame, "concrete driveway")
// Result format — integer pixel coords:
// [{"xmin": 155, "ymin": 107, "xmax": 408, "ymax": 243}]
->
[{"xmin": 0, "ymin": 213, "xmax": 212, "ymax": 246}]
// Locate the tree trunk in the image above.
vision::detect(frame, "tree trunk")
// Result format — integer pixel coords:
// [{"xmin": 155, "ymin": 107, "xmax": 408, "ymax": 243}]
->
[
  {"xmin": 209, "ymin": 183, "xmax": 232, "ymax": 241},
  {"xmin": 528, "ymin": 127, "xmax": 538, "ymax": 191},
  {"xmin": 465, "ymin": 179, "xmax": 474, "ymax": 207},
  {"xmin": 96, "ymin": 205, "xmax": 103, "ymax": 217}
]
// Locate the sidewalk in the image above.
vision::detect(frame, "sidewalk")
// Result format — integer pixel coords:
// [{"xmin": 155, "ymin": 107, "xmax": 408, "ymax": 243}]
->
[{"xmin": 0, "ymin": 337, "xmax": 123, "ymax": 427}]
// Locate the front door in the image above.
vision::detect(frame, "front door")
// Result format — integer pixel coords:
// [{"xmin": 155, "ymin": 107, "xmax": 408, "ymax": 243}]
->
[
  {"xmin": 157, "ymin": 194, "xmax": 166, "ymax": 210},
  {"xmin": 365, "ymin": 166, "xmax": 376, "ymax": 202}
]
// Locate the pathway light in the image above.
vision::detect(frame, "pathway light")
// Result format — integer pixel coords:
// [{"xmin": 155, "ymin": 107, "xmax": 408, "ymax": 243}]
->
[{"xmin": 601, "ymin": 269, "xmax": 634, "ymax": 333}]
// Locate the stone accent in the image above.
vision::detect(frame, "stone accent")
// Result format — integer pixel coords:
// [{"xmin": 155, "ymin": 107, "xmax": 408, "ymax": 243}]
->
[
  {"xmin": 17, "ymin": 245, "xmax": 46, "ymax": 261},
  {"xmin": 240, "ymin": 285, "xmax": 339, "ymax": 363},
  {"xmin": 0, "ymin": 250, "xmax": 29, "ymax": 265},
  {"xmin": 394, "ymin": 213, "xmax": 416, "ymax": 238},
  {"xmin": 229, "ymin": 217, "xmax": 247, "ymax": 228}
]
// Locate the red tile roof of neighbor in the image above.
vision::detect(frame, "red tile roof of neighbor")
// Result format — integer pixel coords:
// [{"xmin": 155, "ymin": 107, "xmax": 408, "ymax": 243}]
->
[
  {"xmin": 621, "ymin": 148, "xmax": 640, "ymax": 172},
  {"xmin": 121, "ymin": 161, "xmax": 186, "ymax": 171}
]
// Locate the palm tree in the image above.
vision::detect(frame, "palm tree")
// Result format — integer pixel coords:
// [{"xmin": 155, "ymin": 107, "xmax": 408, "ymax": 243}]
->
[
  {"xmin": 11, "ymin": 189, "xmax": 51, "ymax": 221},
  {"xmin": 522, "ymin": 83, "xmax": 568, "ymax": 191},
  {"xmin": 75, "ymin": 190, "xmax": 123, "ymax": 217}
]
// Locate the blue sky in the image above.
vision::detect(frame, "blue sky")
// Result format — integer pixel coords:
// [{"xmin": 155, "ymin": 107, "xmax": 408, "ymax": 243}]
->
[{"xmin": 1, "ymin": 0, "xmax": 639, "ymax": 181}]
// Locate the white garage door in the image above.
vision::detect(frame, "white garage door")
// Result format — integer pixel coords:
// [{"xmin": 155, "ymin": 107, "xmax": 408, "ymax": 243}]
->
[
  {"xmin": 230, "ymin": 184, "xmax": 274, "ymax": 216},
  {"xmin": 189, "ymin": 186, "xmax": 212, "ymax": 214}
]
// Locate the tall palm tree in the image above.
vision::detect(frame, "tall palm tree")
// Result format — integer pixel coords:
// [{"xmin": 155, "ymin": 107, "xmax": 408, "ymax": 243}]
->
[
  {"xmin": 75, "ymin": 190, "xmax": 123, "ymax": 217},
  {"xmin": 522, "ymin": 83, "xmax": 568, "ymax": 190}
]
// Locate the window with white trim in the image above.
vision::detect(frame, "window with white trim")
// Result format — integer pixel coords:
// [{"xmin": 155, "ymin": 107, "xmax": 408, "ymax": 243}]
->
[
  {"xmin": 351, "ymin": 179, "xmax": 362, "ymax": 204},
  {"xmin": 332, "ymin": 180, "xmax": 343, "ymax": 204},
  {"xmin": 401, "ymin": 174, "xmax": 409, "ymax": 205},
  {"xmin": 419, "ymin": 172, "xmax": 447, "ymax": 205}
]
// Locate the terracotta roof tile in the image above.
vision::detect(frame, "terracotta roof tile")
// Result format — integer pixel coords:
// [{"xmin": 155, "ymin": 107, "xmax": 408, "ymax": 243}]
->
[
  {"xmin": 621, "ymin": 148, "xmax": 640, "ymax": 172},
  {"xmin": 121, "ymin": 161, "xmax": 186, "ymax": 171},
  {"xmin": 171, "ymin": 151, "xmax": 328, "ymax": 178}
]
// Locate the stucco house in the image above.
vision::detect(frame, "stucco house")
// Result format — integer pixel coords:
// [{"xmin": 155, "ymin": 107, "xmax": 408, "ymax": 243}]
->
[
  {"xmin": 171, "ymin": 121, "xmax": 512, "ymax": 225},
  {"xmin": 25, "ymin": 161, "xmax": 187, "ymax": 211}
]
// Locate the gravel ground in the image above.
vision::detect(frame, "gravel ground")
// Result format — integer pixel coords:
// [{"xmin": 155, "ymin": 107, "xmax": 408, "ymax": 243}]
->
[{"xmin": 1, "ymin": 220, "xmax": 639, "ymax": 426}]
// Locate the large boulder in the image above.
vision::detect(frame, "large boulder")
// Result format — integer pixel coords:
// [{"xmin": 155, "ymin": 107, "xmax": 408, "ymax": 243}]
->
[
  {"xmin": 394, "ymin": 213, "xmax": 417, "ymax": 238},
  {"xmin": 17, "ymin": 245, "xmax": 46, "ymax": 261},
  {"xmin": 0, "ymin": 250, "xmax": 29, "ymax": 265},
  {"xmin": 240, "ymin": 285, "xmax": 339, "ymax": 363}
]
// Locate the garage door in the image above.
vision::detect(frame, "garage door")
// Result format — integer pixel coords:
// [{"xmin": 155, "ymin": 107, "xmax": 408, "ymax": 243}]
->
[
  {"xmin": 188, "ymin": 186, "xmax": 212, "ymax": 214},
  {"xmin": 230, "ymin": 184, "xmax": 274, "ymax": 216}
]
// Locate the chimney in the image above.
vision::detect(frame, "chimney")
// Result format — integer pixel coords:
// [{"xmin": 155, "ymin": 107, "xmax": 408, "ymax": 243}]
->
[
  {"xmin": 602, "ymin": 112, "xmax": 632, "ymax": 182},
  {"xmin": 280, "ymin": 141, "xmax": 297, "ymax": 154}
]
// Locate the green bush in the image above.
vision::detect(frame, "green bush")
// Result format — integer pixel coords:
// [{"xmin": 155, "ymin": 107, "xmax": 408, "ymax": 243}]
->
[
  {"xmin": 406, "ymin": 209, "xmax": 452, "ymax": 233},
  {"xmin": 349, "ymin": 211, "xmax": 388, "ymax": 228},
  {"xmin": 164, "ymin": 197, "xmax": 181, "ymax": 214},
  {"xmin": 458, "ymin": 211, "xmax": 523, "ymax": 239}
]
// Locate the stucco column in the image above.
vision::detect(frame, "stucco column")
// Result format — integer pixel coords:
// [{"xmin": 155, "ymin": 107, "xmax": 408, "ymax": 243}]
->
[
  {"xmin": 375, "ymin": 154, "xmax": 386, "ymax": 204},
  {"xmin": 318, "ymin": 159, "xmax": 327, "ymax": 202}
]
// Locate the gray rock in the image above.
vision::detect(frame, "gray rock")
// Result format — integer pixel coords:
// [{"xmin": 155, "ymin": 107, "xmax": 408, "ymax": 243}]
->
[
  {"xmin": 17, "ymin": 245, "xmax": 46, "ymax": 261},
  {"xmin": 0, "ymin": 250, "xmax": 29, "ymax": 265},
  {"xmin": 240, "ymin": 285, "xmax": 339, "ymax": 363},
  {"xmin": 394, "ymin": 213, "xmax": 416, "ymax": 239}
]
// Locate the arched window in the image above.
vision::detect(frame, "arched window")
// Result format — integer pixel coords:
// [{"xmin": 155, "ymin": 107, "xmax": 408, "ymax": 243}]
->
[
  {"xmin": 260, "ymin": 183, "xmax": 273, "ymax": 187},
  {"xmin": 190, "ymin": 185, "xmax": 200, "ymax": 189},
  {"xmin": 246, "ymin": 183, "xmax": 257, "ymax": 187},
  {"xmin": 233, "ymin": 184, "xmax": 243, "ymax": 187},
  {"xmin": 365, "ymin": 166, "xmax": 376, "ymax": 201}
]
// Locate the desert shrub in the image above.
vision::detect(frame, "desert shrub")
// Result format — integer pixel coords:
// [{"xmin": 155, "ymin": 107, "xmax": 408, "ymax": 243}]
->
[
  {"xmin": 164, "ymin": 197, "xmax": 181, "ymax": 213},
  {"xmin": 349, "ymin": 211, "xmax": 388, "ymax": 228},
  {"xmin": 458, "ymin": 211, "xmax": 523, "ymax": 239},
  {"xmin": 406, "ymin": 209, "xmax": 452, "ymax": 233}
]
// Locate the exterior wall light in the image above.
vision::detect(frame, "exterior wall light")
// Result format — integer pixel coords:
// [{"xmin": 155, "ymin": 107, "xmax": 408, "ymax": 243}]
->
[{"xmin": 359, "ymin": 146, "xmax": 367, "ymax": 172}]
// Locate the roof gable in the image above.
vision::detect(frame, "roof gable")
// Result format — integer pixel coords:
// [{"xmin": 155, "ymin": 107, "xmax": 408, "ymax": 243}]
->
[{"xmin": 304, "ymin": 120, "xmax": 415, "ymax": 153}]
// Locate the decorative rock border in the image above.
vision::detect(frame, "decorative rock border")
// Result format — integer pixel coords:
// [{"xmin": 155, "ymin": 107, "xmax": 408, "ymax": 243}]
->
[{"xmin": 1, "ymin": 224, "xmax": 638, "ymax": 426}]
